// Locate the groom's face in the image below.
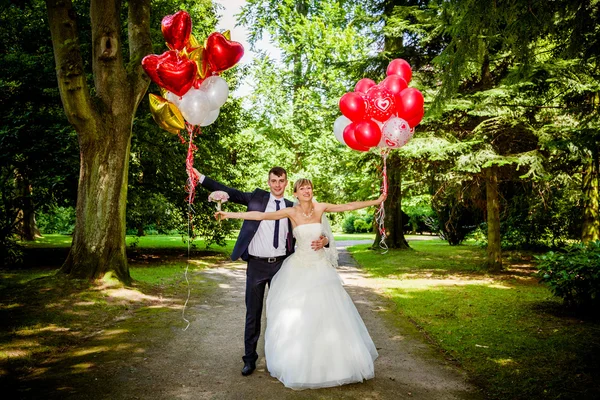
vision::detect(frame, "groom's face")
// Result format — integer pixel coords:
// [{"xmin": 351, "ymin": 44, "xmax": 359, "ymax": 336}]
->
[{"xmin": 268, "ymin": 173, "xmax": 288, "ymax": 198}]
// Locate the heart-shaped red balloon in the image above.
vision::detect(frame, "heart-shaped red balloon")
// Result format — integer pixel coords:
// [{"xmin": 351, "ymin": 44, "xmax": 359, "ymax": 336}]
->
[
  {"xmin": 343, "ymin": 122, "xmax": 371, "ymax": 152},
  {"xmin": 142, "ymin": 51, "xmax": 179, "ymax": 87},
  {"xmin": 161, "ymin": 11, "xmax": 192, "ymax": 51},
  {"xmin": 205, "ymin": 32, "xmax": 244, "ymax": 73},
  {"xmin": 365, "ymin": 86, "xmax": 397, "ymax": 123},
  {"xmin": 145, "ymin": 50, "xmax": 195, "ymax": 96}
]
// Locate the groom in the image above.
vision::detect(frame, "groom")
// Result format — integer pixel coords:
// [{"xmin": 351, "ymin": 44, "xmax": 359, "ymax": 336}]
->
[{"xmin": 196, "ymin": 166, "xmax": 329, "ymax": 376}]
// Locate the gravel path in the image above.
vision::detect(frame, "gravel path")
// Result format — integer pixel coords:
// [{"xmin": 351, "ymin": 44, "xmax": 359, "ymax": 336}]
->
[{"xmin": 69, "ymin": 237, "xmax": 481, "ymax": 400}]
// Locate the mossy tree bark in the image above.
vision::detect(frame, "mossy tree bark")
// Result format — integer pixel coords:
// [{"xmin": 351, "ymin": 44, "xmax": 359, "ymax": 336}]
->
[
  {"xmin": 45, "ymin": 0, "xmax": 152, "ymax": 282},
  {"xmin": 582, "ymin": 148, "xmax": 600, "ymax": 243},
  {"xmin": 485, "ymin": 165, "xmax": 502, "ymax": 271},
  {"xmin": 374, "ymin": 152, "xmax": 410, "ymax": 249}
]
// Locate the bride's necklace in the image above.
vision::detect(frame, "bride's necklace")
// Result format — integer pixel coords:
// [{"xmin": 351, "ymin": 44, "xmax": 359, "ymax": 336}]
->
[{"xmin": 300, "ymin": 206, "xmax": 314, "ymax": 218}]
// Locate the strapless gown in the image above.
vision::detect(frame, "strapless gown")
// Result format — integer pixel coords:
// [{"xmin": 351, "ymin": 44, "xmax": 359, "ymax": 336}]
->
[{"xmin": 264, "ymin": 223, "xmax": 378, "ymax": 390}]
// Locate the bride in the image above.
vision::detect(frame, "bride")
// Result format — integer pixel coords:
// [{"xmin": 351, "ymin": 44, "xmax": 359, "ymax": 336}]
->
[{"xmin": 216, "ymin": 178, "xmax": 385, "ymax": 390}]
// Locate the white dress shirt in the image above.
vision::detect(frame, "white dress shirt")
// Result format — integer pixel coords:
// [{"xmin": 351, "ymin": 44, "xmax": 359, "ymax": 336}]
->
[
  {"xmin": 199, "ymin": 175, "xmax": 288, "ymax": 258},
  {"xmin": 248, "ymin": 194, "xmax": 288, "ymax": 257}
]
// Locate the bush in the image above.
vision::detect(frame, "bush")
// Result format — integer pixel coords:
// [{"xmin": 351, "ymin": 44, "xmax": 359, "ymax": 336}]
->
[
  {"xmin": 536, "ymin": 241, "xmax": 600, "ymax": 309},
  {"xmin": 353, "ymin": 219, "xmax": 370, "ymax": 233},
  {"xmin": 37, "ymin": 206, "xmax": 75, "ymax": 234},
  {"xmin": 342, "ymin": 213, "xmax": 373, "ymax": 234},
  {"xmin": 342, "ymin": 215, "xmax": 359, "ymax": 234}
]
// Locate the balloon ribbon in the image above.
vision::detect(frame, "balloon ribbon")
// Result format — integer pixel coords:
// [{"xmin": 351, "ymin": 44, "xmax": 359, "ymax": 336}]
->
[
  {"xmin": 181, "ymin": 122, "xmax": 200, "ymax": 331},
  {"xmin": 376, "ymin": 150, "xmax": 389, "ymax": 254}
]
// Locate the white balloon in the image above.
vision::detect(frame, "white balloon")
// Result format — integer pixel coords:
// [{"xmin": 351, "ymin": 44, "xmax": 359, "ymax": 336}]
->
[
  {"xmin": 200, "ymin": 108, "xmax": 220, "ymax": 127},
  {"xmin": 164, "ymin": 91, "xmax": 181, "ymax": 106},
  {"xmin": 178, "ymin": 88, "xmax": 211, "ymax": 125},
  {"xmin": 333, "ymin": 115, "xmax": 351, "ymax": 145},
  {"xmin": 379, "ymin": 116, "xmax": 413, "ymax": 149},
  {"xmin": 199, "ymin": 76, "xmax": 229, "ymax": 110}
]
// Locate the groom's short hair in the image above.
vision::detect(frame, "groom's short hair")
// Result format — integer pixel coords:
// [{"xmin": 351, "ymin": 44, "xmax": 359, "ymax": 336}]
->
[{"xmin": 269, "ymin": 166, "xmax": 287, "ymax": 178}]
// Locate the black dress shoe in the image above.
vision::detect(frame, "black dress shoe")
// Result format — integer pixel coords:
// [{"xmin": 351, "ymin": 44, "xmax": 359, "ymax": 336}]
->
[{"xmin": 241, "ymin": 362, "xmax": 256, "ymax": 376}]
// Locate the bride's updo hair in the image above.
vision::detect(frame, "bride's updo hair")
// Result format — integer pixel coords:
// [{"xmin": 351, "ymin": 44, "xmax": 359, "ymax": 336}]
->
[{"xmin": 293, "ymin": 178, "xmax": 313, "ymax": 193}]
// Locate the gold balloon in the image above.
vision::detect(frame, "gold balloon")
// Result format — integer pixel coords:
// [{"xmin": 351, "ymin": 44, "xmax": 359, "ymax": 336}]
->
[
  {"xmin": 222, "ymin": 30, "xmax": 231, "ymax": 40},
  {"xmin": 189, "ymin": 47, "xmax": 210, "ymax": 79},
  {"xmin": 149, "ymin": 94, "xmax": 185, "ymax": 134},
  {"xmin": 188, "ymin": 35, "xmax": 201, "ymax": 50}
]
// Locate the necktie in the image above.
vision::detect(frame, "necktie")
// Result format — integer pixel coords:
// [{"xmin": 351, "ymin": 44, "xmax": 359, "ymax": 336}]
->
[{"xmin": 273, "ymin": 200, "xmax": 281, "ymax": 249}]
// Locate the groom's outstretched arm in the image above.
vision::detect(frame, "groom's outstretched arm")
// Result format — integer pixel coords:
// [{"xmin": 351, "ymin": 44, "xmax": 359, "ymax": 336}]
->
[{"xmin": 199, "ymin": 174, "xmax": 252, "ymax": 206}]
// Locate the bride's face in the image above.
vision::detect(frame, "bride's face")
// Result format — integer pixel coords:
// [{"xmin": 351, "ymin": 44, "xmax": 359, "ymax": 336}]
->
[{"xmin": 294, "ymin": 184, "xmax": 313, "ymax": 202}]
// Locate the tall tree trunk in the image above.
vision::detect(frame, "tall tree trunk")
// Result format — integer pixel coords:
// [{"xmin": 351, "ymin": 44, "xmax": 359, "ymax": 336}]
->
[
  {"xmin": 485, "ymin": 165, "xmax": 502, "ymax": 271},
  {"xmin": 15, "ymin": 170, "xmax": 41, "ymax": 241},
  {"xmin": 46, "ymin": 0, "xmax": 151, "ymax": 282},
  {"xmin": 582, "ymin": 148, "xmax": 600, "ymax": 242},
  {"xmin": 374, "ymin": 153, "xmax": 410, "ymax": 249},
  {"xmin": 61, "ymin": 122, "xmax": 132, "ymax": 281}
]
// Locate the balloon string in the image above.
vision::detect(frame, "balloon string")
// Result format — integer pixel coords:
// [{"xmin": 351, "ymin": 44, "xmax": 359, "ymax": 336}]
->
[
  {"xmin": 182, "ymin": 123, "xmax": 200, "ymax": 331},
  {"xmin": 376, "ymin": 150, "xmax": 389, "ymax": 254}
]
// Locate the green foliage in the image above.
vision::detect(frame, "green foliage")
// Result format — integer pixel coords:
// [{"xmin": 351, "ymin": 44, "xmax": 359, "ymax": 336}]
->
[
  {"xmin": 36, "ymin": 206, "xmax": 75, "ymax": 235},
  {"xmin": 342, "ymin": 212, "xmax": 373, "ymax": 234},
  {"xmin": 536, "ymin": 241, "xmax": 600, "ymax": 309},
  {"xmin": 353, "ymin": 218, "xmax": 371, "ymax": 233}
]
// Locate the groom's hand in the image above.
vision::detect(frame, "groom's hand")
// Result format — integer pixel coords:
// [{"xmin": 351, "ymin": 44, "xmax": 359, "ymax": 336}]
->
[{"xmin": 311, "ymin": 235, "xmax": 328, "ymax": 251}]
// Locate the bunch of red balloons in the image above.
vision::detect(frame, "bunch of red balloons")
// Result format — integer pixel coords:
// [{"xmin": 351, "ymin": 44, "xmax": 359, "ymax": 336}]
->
[
  {"xmin": 142, "ymin": 11, "xmax": 244, "ymax": 129},
  {"xmin": 334, "ymin": 59, "xmax": 424, "ymax": 152}
]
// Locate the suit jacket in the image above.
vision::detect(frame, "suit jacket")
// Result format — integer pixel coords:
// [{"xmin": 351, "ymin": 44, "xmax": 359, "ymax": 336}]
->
[{"xmin": 201, "ymin": 176, "xmax": 295, "ymax": 261}]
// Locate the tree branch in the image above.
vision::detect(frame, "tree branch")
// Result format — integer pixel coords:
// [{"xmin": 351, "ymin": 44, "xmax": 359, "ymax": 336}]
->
[
  {"xmin": 127, "ymin": 0, "xmax": 152, "ymax": 109},
  {"xmin": 45, "ymin": 0, "xmax": 94, "ymax": 131}
]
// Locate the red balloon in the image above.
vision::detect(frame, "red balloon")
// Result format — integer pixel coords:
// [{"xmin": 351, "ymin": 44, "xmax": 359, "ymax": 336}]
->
[
  {"xmin": 355, "ymin": 78, "xmax": 376, "ymax": 94},
  {"xmin": 381, "ymin": 75, "xmax": 408, "ymax": 98},
  {"xmin": 386, "ymin": 59, "xmax": 412, "ymax": 84},
  {"xmin": 355, "ymin": 120, "xmax": 382, "ymax": 147},
  {"xmin": 142, "ymin": 51, "xmax": 176, "ymax": 87},
  {"xmin": 142, "ymin": 50, "xmax": 196, "ymax": 96},
  {"xmin": 205, "ymin": 32, "xmax": 245, "ymax": 73},
  {"xmin": 406, "ymin": 107, "xmax": 425, "ymax": 128},
  {"xmin": 397, "ymin": 88, "xmax": 424, "ymax": 121},
  {"xmin": 343, "ymin": 123, "xmax": 370, "ymax": 152},
  {"xmin": 161, "ymin": 11, "xmax": 192, "ymax": 51},
  {"xmin": 339, "ymin": 92, "xmax": 367, "ymax": 122},
  {"xmin": 365, "ymin": 86, "xmax": 396, "ymax": 122}
]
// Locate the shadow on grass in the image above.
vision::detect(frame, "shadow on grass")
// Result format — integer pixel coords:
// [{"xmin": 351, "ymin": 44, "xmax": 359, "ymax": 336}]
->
[
  {"xmin": 384, "ymin": 283, "xmax": 600, "ymax": 400},
  {"xmin": 0, "ymin": 245, "xmax": 230, "ymax": 399}
]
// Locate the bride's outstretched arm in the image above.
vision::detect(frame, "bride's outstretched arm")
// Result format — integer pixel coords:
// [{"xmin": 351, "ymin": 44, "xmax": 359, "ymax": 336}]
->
[
  {"xmin": 324, "ymin": 193, "xmax": 386, "ymax": 213},
  {"xmin": 215, "ymin": 207, "xmax": 292, "ymax": 221}
]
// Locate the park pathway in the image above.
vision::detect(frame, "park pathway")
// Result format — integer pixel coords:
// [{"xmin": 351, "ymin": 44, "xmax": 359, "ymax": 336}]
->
[{"xmin": 70, "ymin": 237, "xmax": 480, "ymax": 400}]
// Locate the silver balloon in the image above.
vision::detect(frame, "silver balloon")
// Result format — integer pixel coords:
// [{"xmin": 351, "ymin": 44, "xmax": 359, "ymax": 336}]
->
[
  {"xmin": 164, "ymin": 91, "xmax": 181, "ymax": 107},
  {"xmin": 333, "ymin": 115, "xmax": 351, "ymax": 145},
  {"xmin": 200, "ymin": 108, "xmax": 220, "ymax": 127},
  {"xmin": 178, "ymin": 88, "xmax": 211, "ymax": 126},
  {"xmin": 199, "ymin": 76, "xmax": 229, "ymax": 110}
]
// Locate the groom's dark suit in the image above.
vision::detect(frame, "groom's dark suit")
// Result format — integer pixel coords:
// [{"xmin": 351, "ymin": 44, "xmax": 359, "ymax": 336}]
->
[{"xmin": 201, "ymin": 176, "xmax": 295, "ymax": 364}]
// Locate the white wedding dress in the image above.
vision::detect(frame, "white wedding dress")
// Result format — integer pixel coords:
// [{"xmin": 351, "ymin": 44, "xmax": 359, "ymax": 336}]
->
[{"xmin": 265, "ymin": 223, "xmax": 378, "ymax": 390}]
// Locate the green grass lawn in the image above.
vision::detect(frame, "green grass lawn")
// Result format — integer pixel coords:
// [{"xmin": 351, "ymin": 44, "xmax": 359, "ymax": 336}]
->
[
  {"xmin": 349, "ymin": 241, "xmax": 600, "ymax": 400},
  {"xmin": 19, "ymin": 233, "xmax": 236, "ymax": 252}
]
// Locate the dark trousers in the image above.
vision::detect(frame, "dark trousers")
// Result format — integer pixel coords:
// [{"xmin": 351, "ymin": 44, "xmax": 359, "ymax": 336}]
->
[{"xmin": 242, "ymin": 257, "xmax": 285, "ymax": 364}]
